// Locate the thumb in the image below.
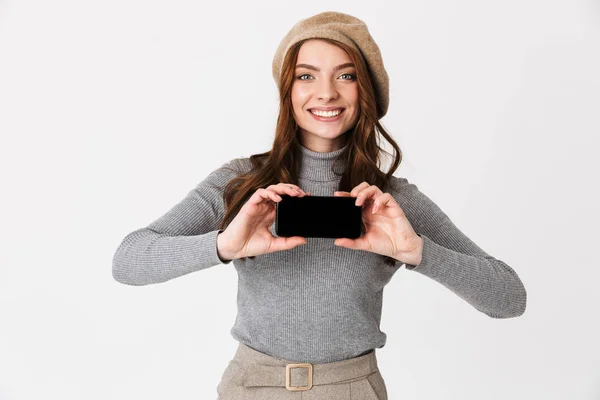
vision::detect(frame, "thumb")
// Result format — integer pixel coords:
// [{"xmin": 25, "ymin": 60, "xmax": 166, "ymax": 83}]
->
[
  {"xmin": 335, "ymin": 236, "xmax": 369, "ymax": 251},
  {"xmin": 334, "ymin": 238, "xmax": 355, "ymax": 248},
  {"xmin": 334, "ymin": 191, "xmax": 352, "ymax": 197},
  {"xmin": 270, "ymin": 236, "xmax": 307, "ymax": 252}
]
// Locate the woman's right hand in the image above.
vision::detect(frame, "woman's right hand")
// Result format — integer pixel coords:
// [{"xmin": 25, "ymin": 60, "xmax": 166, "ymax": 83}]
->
[{"xmin": 216, "ymin": 184, "xmax": 310, "ymax": 261}]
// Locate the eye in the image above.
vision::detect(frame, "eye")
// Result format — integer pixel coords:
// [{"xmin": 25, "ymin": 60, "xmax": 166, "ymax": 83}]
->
[{"xmin": 296, "ymin": 73, "xmax": 356, "ymax": 81}]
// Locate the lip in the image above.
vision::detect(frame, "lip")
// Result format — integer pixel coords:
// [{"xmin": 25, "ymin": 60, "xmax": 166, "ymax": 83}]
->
[
  {"xmin": 308, "ymin": 108, "xmax": 345, "ymax": 122},
  {"xmin": 309, "ymin": 106, "xmax": 345, "ymax": 111}
]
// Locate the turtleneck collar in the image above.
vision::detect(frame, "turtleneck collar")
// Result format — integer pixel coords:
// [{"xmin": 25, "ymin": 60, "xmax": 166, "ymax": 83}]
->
[{"xmin": 297, "ymin": 141, "xmax": 349, "ymax": 182}]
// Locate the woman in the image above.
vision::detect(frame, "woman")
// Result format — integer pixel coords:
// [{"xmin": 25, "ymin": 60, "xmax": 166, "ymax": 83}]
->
[{"xmin": 112, "ymin": 11, "xmax": 527, "ymax": 400}]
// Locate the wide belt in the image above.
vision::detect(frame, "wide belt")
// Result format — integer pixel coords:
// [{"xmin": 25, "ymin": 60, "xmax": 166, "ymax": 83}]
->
[{"xmin": 241, "ymin": 353, "xmax": 379, "ymax": 391}]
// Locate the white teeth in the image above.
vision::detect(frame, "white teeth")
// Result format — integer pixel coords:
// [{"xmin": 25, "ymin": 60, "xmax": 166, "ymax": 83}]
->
[{"xmin": 310, "ymin": 109, "xmax": 342, "ymax": 117}]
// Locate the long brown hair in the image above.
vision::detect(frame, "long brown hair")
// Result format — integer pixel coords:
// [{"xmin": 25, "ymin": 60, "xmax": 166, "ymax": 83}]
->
[{"xmin": 217, "ymin": 38, "xmax": 404, "ymax": 267}]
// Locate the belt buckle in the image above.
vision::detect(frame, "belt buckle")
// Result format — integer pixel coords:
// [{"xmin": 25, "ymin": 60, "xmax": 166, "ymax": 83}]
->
[{"xmin": 285, "ymin": 363, "xmax": 313, "ymax": 391}]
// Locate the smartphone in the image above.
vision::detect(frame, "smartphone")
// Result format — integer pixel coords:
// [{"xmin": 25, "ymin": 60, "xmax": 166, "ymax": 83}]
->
[{"xmin": 275, "ymin": 194, "xmax": 363, "ymax": 239}]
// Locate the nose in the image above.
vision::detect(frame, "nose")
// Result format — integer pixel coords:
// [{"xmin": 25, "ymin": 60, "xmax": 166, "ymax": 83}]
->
[{"xmin": 317, "ymin": 78, "xmax": 339, "ymax": 102}]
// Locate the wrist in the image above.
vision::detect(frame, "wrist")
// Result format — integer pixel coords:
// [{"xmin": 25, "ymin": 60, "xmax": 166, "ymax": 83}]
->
[
  {"xmin": 395, "ymin": 234, "xmax": 423, "ymax": 266},
  {"xmin": 216, "ymin": 230, "xmax": 236, "ymax": 262}
]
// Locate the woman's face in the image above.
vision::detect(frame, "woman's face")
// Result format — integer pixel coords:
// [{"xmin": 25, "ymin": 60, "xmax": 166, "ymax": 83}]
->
[{"xmin": 291, "ymin": 39, "xmax": 359, "ymax": 152}]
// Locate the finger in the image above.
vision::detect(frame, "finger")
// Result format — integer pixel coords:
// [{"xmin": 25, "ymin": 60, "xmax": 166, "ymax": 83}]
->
[
  {"xmin": 355, "ymin": 186, "xmax": 383, "ymax": 206},
  {"xmin": 334, "ymin": 191, "xmax": 352, "ymax": 197},
  {"xmin": 263, "ymin": 188, "xmax": 283, "ymax": 203},
  {"xmin": 334, "ymin": 236, "xmax": 369, "ymax": 251},
  {"xmin": 268, "ymin": 185, "xmax": 305, "ymax": 197},
  {"xmin": 275, "ymin": 185, "xmax": 303, "ymax": 195},
  {"xmin": 278, "ymin": 183, "xmax": 306, "ymax": 195},
  {"xmin": 371, "ymin": 192, "xmax": 391, "ymax": 213},
  {"xmin": 248, "ymin": 188, "xmax": 266, "ymax": 204},
  {"xmin": 372, "ymin": 193, "xmax": 395, "ymax": 208},
  {"xmin": 350, "ymin": 182, "xmax": 372, "ymax": 197},
  {"xmin": 248, "ymin": 188, "xmax": 276, "ymax": 206},
  {"xmin": 269, "ymin": 236, "xmax": 307, "ymax": 252},
  {"xmin": 274, "ymin": 183, "xmax": 304, "ymax": 191}
]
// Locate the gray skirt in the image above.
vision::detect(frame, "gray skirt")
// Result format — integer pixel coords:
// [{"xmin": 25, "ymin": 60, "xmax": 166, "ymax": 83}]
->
[{"xmin": 216, "ymin": 342, "xmax": 388, "ymax": 400}]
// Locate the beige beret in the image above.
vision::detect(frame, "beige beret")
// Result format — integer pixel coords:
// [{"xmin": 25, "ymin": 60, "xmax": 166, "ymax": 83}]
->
[{"xmin": 272, "ymin": 11, "xmax": 389, "ymax": 119}]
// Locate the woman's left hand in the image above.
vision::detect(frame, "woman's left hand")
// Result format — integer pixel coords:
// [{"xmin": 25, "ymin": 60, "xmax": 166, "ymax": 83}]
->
[{"xmin": 333, "ymin": 182, "xmax": 423, "ymax": 265}]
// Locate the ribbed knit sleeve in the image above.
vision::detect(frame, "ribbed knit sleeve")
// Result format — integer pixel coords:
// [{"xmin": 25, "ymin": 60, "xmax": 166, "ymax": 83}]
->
[
  {"xmin": 391, "ymin": 177, "xmax": 527, "ymax": 319},
  {"xmin": 112, "ymin": 159, "xmax": 245, "ymax": 286}
]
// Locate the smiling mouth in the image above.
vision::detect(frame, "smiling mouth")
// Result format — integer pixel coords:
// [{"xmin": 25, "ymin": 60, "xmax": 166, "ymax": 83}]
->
[
  {"xmin": 308, "ymin": 108, "xmax": 345, "ymax": 118},
  {"xmin": 307, "ymin": 108, "xmax": 345, "ymax": 122}
]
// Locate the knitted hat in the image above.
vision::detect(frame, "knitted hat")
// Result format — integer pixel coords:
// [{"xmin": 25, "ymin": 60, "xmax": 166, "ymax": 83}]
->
[{"xmin": 272, "ymin": 11, "xmax": 389, "ymax": 119}]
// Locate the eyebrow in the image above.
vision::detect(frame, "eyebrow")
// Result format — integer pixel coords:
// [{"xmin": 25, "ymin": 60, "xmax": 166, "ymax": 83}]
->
[{"xmin": 295, "ymin": 62, "xmax": 356, "ymax": 72}]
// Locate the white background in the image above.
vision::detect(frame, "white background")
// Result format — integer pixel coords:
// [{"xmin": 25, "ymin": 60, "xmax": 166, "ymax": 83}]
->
[{"xmin": 1, "ymin": 0, "xmax": 599, "ymax": 399}]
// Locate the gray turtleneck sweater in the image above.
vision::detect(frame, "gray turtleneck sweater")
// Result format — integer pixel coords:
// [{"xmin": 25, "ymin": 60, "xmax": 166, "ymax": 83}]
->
[{"xmin": 112, "ymin": 143, "xmax": 527, "ymax": 363}]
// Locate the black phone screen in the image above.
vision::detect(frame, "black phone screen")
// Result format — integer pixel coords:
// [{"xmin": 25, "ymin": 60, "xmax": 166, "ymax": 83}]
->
[{"xmin": 275, "ymin": 194, "xmax": 363, "ymax": 239}]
